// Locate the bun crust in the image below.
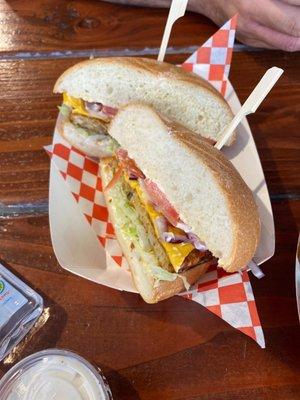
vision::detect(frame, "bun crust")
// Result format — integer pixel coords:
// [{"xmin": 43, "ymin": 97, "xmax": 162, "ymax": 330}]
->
[{"xmin": 54, "ymin": 57, "xmax": 221, "ymax": 97}]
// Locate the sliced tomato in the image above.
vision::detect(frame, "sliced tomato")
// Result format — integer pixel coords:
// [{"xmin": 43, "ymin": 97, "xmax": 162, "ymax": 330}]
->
[
  {"xmin": 116, "ymin": 149, "xmax": 145, "ymax": 179},
  {"xmin": 102, "ymin": 105, "xmax": 118, "ymax": 117},
  {"xmin": 143, "ymin": 179, "xmax": 180, "ymax": 226},
  {"xmin": 104, "ymin": 165, "xmax": 123, "ymax": 192}
]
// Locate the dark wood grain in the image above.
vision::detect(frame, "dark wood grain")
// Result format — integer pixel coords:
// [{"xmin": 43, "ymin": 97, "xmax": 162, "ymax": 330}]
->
[
  {"xmin": 0, "ymin": 51, "xmax": 299, "ymax": 207},
  {"xmin": 0, "ymin": 0, "xmax": 215, "ymax": 54},
  {"xmin": 0, "ymin": 1, "xmax": 299, "ymax": 398},
  {"xmin": 229, "ymin": 51, "xmax": 300, "ymax": 198},
  {"xmin": 0, "ymin": 200, "xmax": 299, "ymax": 399}
]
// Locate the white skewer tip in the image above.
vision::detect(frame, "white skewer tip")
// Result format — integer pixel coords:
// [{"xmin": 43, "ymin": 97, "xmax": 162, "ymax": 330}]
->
[
  {"xmin": 158, "ymin": 0, "xmax": 188, "ymax": 62},
  {"xmin": 215, "ymin": 67, "xmax": 284, "ymax": 150}
]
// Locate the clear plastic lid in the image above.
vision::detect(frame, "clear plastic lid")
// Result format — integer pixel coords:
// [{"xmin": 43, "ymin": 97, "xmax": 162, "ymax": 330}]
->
[
  {"xmin": 0, "ymin": 263, "xmax": 43, "ymax": 361},
  {"xmin": 0, "ymin": 349, "xmax": 112, "ymax": 399}
]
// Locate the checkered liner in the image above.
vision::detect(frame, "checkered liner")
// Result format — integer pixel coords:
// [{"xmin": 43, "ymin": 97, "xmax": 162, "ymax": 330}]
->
[
  {"xmin": 47, "ymin": 15, "xmax": 265, "ymax": 348},
  {"xmin": 182, "ymin": 14, "xmax": 237, "ymax": 97}
]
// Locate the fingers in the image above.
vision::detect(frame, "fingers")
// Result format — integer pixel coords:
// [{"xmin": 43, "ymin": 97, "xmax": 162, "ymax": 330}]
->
[
  {"xmin": 236, "ymin": 33, "xmax": 278, "ymax": 50},
  {"xmin": 242, "ymin": 0, "xmax": 300, "ymax": 38},
  {"xmin": 238, "ymin": 16, "xmax": 300, "ymax": 51},
  {"xmin": 269, "ymin": 0, "xmax": 300, "ymax": 37},
  {"xmin": 192, "ymin": 0, "xmax": 300, "ymax": 51},
  {"xmin": 279, "ymin": 0, "xmax": 300, "ymax": 5}
]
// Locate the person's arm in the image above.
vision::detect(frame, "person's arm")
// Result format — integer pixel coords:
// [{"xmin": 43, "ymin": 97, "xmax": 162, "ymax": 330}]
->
[{"xmin": 102, "ymin": 0, "xmax": 300, "ymax": 51}]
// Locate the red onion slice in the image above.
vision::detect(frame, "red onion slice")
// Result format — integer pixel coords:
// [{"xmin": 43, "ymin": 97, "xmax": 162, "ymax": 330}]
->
[
  {"xmin": 162, "ymin": 232, "xmax": 188, "ymax": 243},
  {"xmin": 187, "ymin": 232, "xmax": 207, "ymax": 251},
  {"xmin": 84, "ymin": 101, "xmax": 118, "ymax": 118},
  {"xmin": 85, "ymin": 101, "xmax": 103, "ymax": 113},
  {"xmin": 161, "ymin": 230, "xmax": 207, "ymax": 250},
  {"xmin": 155, "ymin": 215, "xmax": 207, "ymax": 250},
  {"xmin": 248, "ymin": 260, "xmax": 265, "ymax": 279},
  {"xmin": 154, "ymin": 216, "xmax": 168, "ymax": 239},
  {"xmin": 128, "ymin": 173, "xmax": 138, "ymax": 179},
  {"xmin": 102, "ymin": 105, "xmax": 118, "ymax": 116},
  {"xmin": 175, "ymin": 221, "xmax": 192, "ymax": 233}
]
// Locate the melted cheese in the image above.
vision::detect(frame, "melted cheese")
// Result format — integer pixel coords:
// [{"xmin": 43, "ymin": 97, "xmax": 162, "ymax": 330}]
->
[
  {"xmin": 127, "ymin": 178, "xmax": 194, "ymax": 272},
  {"xmin": 62, "ymin": 95, "xmax": 195, "ymax": 270},
  {"xmin": 63, "ymin": 93, "xmax": 90, "ymax": 116}
]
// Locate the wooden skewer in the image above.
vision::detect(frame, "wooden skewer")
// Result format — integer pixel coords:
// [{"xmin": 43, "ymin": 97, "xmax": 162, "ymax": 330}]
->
[
  {"xmin": 215, "ymin": 67, "xmax": 284, "ymax": 150},
  {"xmin": 157, "ymin": 0, "xmax": 188, "ymax": 62}
]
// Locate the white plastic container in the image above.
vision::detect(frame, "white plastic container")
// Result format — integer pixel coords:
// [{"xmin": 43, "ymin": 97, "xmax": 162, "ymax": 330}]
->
[{"xmin": 0, "ymin": 349, "xmax": 112, "ymax": 399}]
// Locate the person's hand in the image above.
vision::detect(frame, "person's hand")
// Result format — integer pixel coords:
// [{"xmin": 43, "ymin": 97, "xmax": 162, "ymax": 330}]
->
[{"xmin": 190, "ymin": 0, "xmax": 300, "ymax": 51}]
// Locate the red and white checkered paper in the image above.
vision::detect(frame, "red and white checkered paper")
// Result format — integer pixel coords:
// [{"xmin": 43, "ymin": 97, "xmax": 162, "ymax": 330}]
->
[{"xmin": 47, "ymin": 15, "xmax": 265, "ymax": 348}]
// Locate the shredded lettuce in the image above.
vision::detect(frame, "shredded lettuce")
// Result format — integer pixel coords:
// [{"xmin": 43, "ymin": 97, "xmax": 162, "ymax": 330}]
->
[
  {"xmin": 106, "ymin": 138, "xmax": 120, "ymax": 153},
  {"xmin": 150, "ymin": 264, "xmax": 190, "ymax": 290},
  {"xmin": 150, "ymin": 265, "xmax": 177, "ymax": 283},
  {"xmin": 111, "ymin": 181, "xmax": 150, "ymax": 249},
  {"xmin": 109, "ymin": 178, "xmax": 190, "ymax": 291},
  {"xmin": 58, "ymin": 104, "xmax": 71, "ymax": 117},
  {"xmin": 76, "ymin": 125, "xmax": 93, "ymax": 138}
]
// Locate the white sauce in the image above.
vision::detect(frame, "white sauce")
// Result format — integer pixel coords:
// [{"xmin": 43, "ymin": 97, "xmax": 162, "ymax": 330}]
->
[{"xmin": 5, "ymin": 354, "xmax": 107, "ymax": 400}]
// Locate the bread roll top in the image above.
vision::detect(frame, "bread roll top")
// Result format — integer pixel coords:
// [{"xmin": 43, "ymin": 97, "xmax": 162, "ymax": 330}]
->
[{"xmin": 54, "ymin": 57, "xmax": 234, "ymax": 145}]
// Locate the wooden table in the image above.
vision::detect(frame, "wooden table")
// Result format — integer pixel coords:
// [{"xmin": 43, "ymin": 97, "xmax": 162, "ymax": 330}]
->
[{"xmin": 0, "ymin": 1, "xmax": 299, "ymax": 398}]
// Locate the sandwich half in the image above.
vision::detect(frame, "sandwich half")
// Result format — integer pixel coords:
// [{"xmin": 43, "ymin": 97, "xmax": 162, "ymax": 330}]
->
[
  {"xmin": 54, "ymin": 57, "xmax": 235, "ymax": 157},
  {"xmin": 100, "ymin": 103, "xmax": 260, "ymax": 303}
]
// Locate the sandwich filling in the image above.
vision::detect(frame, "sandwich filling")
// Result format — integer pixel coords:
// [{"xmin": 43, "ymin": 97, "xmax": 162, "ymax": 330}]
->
[
  {"xmin": 103, "ymin": 151, "xmax": 214, "ymax": 282},
  {"xmin": 60, "ymin": 94, "xmax": 215, "ymax": 159},
  {"xmin": 60, "ymin": 94, "xmax": 215, "ymax": 282},
  {"xmin": 63, "ymin": 93, "xmax": 118, "ymax": 122},
  {"xmin": 59, "ymin": 94, "xmax": 119, "ymax": 157}
]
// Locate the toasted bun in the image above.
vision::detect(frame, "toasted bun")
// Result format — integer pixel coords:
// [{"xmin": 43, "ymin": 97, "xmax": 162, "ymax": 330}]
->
[
  {"xmin": 54, "ymin": 57, "xmax": 235, "ymax": 145},
  {"xmin": 108, "ymin": 103, "xmax": 261, "ymax": 273},
  {"xmin": 100, "ymin": 157, "xmax": 212, "ymax": 303}
]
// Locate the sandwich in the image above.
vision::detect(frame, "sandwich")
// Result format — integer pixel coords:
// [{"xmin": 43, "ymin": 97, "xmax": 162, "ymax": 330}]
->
[
  {"xmin": 99, "ymin": 103, "xmax": 260, "ymax": 303},
  {"xmin": 53, "ymin": 57, "xmax": 235, "ymax": 158}
]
